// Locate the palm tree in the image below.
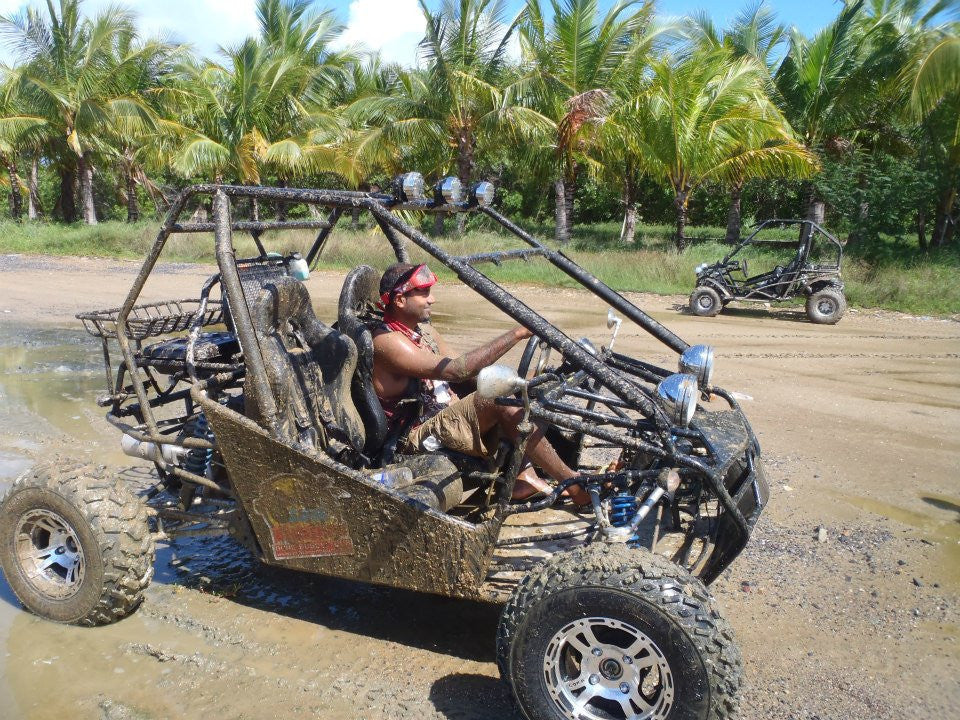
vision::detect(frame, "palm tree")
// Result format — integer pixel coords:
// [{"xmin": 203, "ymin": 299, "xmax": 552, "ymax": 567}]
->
[
  {"xmin": 345, "ymin": 0, "xmax": 550, "ymax": 233},
  {"xmin": 688, "ymin": 2, "xmax": 787, "ymax": 241},
  {"xmin": 168, "ymin": 0, "xmax": 349, "ymax": 210},
  {"xmin": 612, "ymin": 48, "xmax": 816, "ymax": 250},
  {"xmin": 517, "ymin": 0, "xmax": 653, "ymax": 242},
  {"xmin": 907, "ymin": 31, "xmax": 960, "ymax": 246},
  {"xmin": 0, "ymin": 1, "xmax": 166, "ymax": 224},
  {"xmin": 773, "ymin": 0, "xmax": 875, "ymax": 224}
]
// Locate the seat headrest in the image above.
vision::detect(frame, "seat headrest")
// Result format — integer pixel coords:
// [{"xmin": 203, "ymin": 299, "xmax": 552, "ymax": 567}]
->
[
  {"xmin": 338, "ymin": 265, "xmax": 381, "ymax": 322},
  {"xmin": 252, "ymin": 276, "xmax": 312, "ymax": 334}
]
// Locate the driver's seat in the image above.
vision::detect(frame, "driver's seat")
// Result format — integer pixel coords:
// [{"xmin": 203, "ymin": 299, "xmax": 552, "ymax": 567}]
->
[{"xmin": 337, "ymin": 265, "xmax": 390, "ymax": 460}]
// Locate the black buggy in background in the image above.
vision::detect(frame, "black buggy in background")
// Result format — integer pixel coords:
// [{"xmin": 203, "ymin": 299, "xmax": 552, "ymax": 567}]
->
[
  {"xmin": 0, "ymin": 176, "xmax": 769, "ymax": 720},
  {"xmin": 690, "ymin": 218, "xmax": 846, "ymax": 324}
]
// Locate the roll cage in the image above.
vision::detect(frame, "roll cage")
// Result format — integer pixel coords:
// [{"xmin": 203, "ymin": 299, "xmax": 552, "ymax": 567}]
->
[{"xmin": 78, "ymin": 184, "xmax": 765, "ymax": 582}]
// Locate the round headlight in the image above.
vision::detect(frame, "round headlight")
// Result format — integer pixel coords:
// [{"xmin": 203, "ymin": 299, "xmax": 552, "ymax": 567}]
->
[
  {"xmin": 472, "ymin": 181, "xmax": 495, "ymax": 207},
  {"xmin": 393, "ymin": 172, "xmax": 425, "ymax": 202},
  {"xmin": 577, "ymin": 337, "xmax": 599, "ymax": 355},
  {"xmin": 679, "ymin": 344, "xmax": 714, "ymax": 387},
  {"xmin": 656, "ymin": 373, "xmax": 698, "ymax": 427},
  {"xmin": 695, "ymin": 263, "xmax": 707, "ymax": 274},
  {"xmin": 435, "ymin": 176, "xmax": 463, "ymax": 204}
]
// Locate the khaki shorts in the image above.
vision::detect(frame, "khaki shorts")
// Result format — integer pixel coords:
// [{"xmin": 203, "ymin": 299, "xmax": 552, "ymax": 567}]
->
[{"xmin": 405, "ymin": 392, "xmax": 500, "ymax": 458}]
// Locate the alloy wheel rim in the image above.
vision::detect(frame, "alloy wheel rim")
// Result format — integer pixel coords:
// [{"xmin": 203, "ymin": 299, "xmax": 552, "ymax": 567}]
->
[
  {"xmin": 542, "ymin": 616, "xmax": 674, "ymax": 720},
  {"xmin": 15, "ymin": 509, "xmax": 86, "ymax": 599},
  {"xmin": 697, "ymin": 294, "xmax": 714, "ymax": 310}
]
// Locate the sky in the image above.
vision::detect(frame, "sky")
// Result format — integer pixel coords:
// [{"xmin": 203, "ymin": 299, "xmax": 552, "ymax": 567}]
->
[{"xmin": 0, "ymin": 0, "xmax": 849, "ymax": 67}]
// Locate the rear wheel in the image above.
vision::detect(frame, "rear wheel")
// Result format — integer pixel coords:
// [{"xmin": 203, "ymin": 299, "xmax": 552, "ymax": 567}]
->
[
  {"xmin": 689, "ymin": 287, "xmax": 722, "ymax": 317},
  {"xmin": 806, "ymin": 288, "xmax": 846, "ymax": 324},
  {"xmin": 497, "ymin": 544, "xmax": 742, "ymax": 720},
  {"xmin": 0, "ymin": 461, "xmax": 155, "ymax": 626}
]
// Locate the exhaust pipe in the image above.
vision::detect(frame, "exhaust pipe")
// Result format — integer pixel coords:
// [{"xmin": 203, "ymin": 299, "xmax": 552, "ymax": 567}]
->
[{"xmin": 121, "ymin": 434, "xmax": 186, "ymax": 466}]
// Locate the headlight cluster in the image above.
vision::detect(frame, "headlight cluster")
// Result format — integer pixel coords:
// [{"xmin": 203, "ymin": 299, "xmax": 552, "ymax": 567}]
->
[
  {"xmin": 656, "ymin": 374, "xmax": 698, "ymax": 427},
  {"xmin": 679, "ymin": 344, "xmax": 713, "ymax": 387},
  {"xmin": 695, "ymin": 263, "xmax": 708, "ymax": 274},
  {"xmin": 392, "ymin": 173, "xmax": 495, "ymax": 207},
  {"xmin": 654, "ymin": 344, "xmax": 715, "ymax": 427},
  {"xmin": 393, "ymin": 172, "xmax": 426, "ymax": 202}
]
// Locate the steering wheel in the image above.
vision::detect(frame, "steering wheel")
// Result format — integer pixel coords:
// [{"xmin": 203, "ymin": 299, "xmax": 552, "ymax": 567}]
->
[{"xmin": 517, "ymin": 335, "xmax": 552, "ymax": 379}]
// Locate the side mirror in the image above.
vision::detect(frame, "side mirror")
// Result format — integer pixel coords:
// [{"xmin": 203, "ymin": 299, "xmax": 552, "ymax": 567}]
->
[
  {"xmin": 606, "ymin": 308, "xmax": 621, "ymax": 330},
  {"xmin": 606, "ymin": 308, "xmax": 622, "ymax": 351},
  {"xmin": 477, "ymin": 365, "xmax": 527, "ymax": 399}
]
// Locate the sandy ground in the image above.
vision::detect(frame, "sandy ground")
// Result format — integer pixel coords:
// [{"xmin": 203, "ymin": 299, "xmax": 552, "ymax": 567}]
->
[{"xmin": 0, "ymin": 252, "xmax": 958, "ymax": 720}]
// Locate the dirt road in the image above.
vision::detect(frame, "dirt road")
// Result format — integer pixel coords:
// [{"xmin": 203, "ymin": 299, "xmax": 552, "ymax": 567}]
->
[{"xmin": 1, "ymin": 253, "xmax": 958, "ymax": 719}]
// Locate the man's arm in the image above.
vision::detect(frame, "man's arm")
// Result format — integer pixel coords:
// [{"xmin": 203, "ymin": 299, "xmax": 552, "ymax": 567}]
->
[{"xmin": 374, "ymin": 326, "xmax": 532, "ymax": 383}]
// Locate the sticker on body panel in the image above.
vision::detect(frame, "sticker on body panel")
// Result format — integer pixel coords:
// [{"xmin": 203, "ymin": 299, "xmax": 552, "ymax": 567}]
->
[{"xmin": 253, "ymin": 474, "xmax": 355, "ymax": 559}]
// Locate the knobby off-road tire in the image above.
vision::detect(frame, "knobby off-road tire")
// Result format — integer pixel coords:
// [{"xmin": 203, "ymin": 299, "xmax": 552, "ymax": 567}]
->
[
  {"xmin": 497, "ymin": 544, "xmax": 742, "ymax": 720},
  {"xmin": 805, "ymin": 288, "xmax": 846, "ymax": 324},
  {"xmin": 0, "ymin": 461, "xmax": 155, "ymax": 626},
  {"xmin": 689, "ymin": 287, "xmax": 723, "ymax": 318}
]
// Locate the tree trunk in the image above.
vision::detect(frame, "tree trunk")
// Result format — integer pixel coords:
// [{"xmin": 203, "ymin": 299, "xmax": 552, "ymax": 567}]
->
[
  {"xmin": 276, "ymin": 176, "xmax": 288, "ymax": 221},
  {"xmin": 77, "ymin": 153, "xmax": 97, "ymax": 225},
  {"xmin": 554, "ymin": 179, "xmax": 569, "ymax": 244},
  {"xmin": 28, "ymin": 157, "xmax": 41, "ymax": 220},
  {"xmin": 725, "ymin": 181, "xmax": 743, "ymax": 243},
  {"xmin": 250, "ymin": 197, "xmax": 260, "ymax": 222},
  {"xmin": 4, "ymin": 156, "xmax": 23, "ymax": 221},
  {"xmin": 674, "ymin": 188, "xmax": 691, "ymax": 252},
  {"xmin": 619, "ymin": 174, "xmax": 637, "ymax": 244},
  {"xmin": 456, "ymin": 129, "xmax": 475, "ymax": 235},
  {"xmin": 125, "ymin": 167, "xmax": 140, "ymax": 223},
  {"xmin": 57, "ymin": 167, "xmax": 77, "ymax": 223},
  {"xmin": 563, "ymin": 175, "xmax": 575, "ymax": 240},
  {"xmin": 350, "ymin": 208, "xmax": 361, "ymax": 230},
  {"xmin": 804, "ymin": 182, "xmax": 825, "ymax": 225},
  {"xmin": 932, "ymin": 186, "xmax": 957, "ymax": 247},
  {"xmin": 917, "ymin": 208, "xmax": 927, "ymax": 251},
  {"xmin": 433, "ymin": 212, "xmax": 445, "ymax": 236}
]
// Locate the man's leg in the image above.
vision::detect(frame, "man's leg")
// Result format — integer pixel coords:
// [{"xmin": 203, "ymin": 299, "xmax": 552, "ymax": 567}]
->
[{"xmin": 472, "ymin": 395, "xmax": 590, "ymax": 505}]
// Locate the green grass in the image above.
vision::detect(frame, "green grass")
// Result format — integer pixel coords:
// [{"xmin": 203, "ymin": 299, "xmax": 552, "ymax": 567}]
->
[{"xmin": 1, "ymin": 219, "xmax": 957, "ymax": 316}]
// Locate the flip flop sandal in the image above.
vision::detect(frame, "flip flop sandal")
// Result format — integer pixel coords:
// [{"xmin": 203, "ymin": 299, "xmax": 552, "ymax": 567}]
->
[{"xmin": 510, "ymin": 489, "xmax": 549, "ymax": 504}]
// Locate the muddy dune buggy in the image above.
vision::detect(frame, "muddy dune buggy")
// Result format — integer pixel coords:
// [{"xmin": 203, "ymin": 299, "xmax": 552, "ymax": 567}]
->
[
  {"xmin": 690, "ymin": 219, "xmax": 846, "ymax": 324},
  {"xmin": 0, "ymin": 175, "xmax": 768, "ymax": 720}
]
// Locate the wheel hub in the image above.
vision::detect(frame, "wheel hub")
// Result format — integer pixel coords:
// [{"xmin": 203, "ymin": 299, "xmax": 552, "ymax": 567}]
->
[
  {"xmin": 599, "ymin": 658, "xmax": 623, "ymax": 680},
  {"xmin": 14, "ymin": 509, "xmax": 86, "ymax": 600},
  {"xmin": 543, "ymin": 617, "xmax": 674, "ymax": 720}
]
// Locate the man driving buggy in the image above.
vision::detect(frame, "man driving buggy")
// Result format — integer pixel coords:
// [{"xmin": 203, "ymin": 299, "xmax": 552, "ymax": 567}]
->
[{"xmin": 372, "ymin": 263, "xmax": 590, "ymax": 506}]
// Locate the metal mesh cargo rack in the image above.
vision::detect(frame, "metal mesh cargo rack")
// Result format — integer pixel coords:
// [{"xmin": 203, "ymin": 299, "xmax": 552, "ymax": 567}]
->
[{"xmin": 78, "ymin": 299, "xmax": 225, "ymax": 340}]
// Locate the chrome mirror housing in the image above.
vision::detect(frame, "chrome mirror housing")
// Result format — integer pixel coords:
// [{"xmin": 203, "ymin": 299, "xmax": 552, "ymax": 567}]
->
[
  {"xmin": 477, "ymin": 364, "xmax": 527, "ymax": 399},
  {"xmin": 606, "ymin": 308, "xmax": 621, "ymax": 330},
  {"xmin": 656, "ymin": 373, "xmax": 698, "ymax": 427},
  {"xmin": 606, "ymin": 308, "xmax": 622, "ymax": 350},
  {"xmin": 679, "ymin": 344, "xmax": 714, "ymax": 388}
]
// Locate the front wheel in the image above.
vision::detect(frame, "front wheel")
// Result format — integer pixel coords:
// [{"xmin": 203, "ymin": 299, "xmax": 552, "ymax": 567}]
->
[
  {"xmin": 689, "ymin": 287, "xmax": 723, "ymax": 317},
  {"xmin": 0, "ymin": 460, "xmax": 155, "ymax": 626},
  {"xmin": 497, "ymin": 544, "xmax": 742, "ymax": 720},
  {"xmin": 806, "ymin": 287, "xmax": 846, "ymax": 324}
]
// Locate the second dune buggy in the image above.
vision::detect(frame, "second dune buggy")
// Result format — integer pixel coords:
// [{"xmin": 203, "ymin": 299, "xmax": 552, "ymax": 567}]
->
[
  {"xmin": 0, "ymin": 175, "xmax": 768, "ymax": 720},
  {"xmin": 690, "ymin": 218, "xmax": 846, "ymax": 324}
]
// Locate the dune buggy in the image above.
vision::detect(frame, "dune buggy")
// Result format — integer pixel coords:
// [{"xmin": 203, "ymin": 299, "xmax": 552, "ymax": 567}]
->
[
  {"xmin": 690, "ymin": 218, "xmax": 846, "ymax": 324},
  {"xmin": 0, "ymin": 176, "xmax": 768, "ymax": 720}
]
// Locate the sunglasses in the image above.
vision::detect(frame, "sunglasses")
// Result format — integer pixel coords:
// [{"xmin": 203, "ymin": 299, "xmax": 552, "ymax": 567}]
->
[{"xmin": 379, "ymin": 264, "xmax": 438, "ymax": 308}]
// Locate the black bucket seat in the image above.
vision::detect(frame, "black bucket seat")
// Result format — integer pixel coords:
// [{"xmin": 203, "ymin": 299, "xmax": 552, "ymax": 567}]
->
[{"xmin": 247, "ymin": 276, "xmax": 366, "ymax": 462}]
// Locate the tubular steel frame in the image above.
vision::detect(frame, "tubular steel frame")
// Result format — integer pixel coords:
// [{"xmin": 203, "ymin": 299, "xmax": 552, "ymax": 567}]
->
[{"xmin": 94, "ymin": 183, "xmax": 765, "ymax": 570}]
